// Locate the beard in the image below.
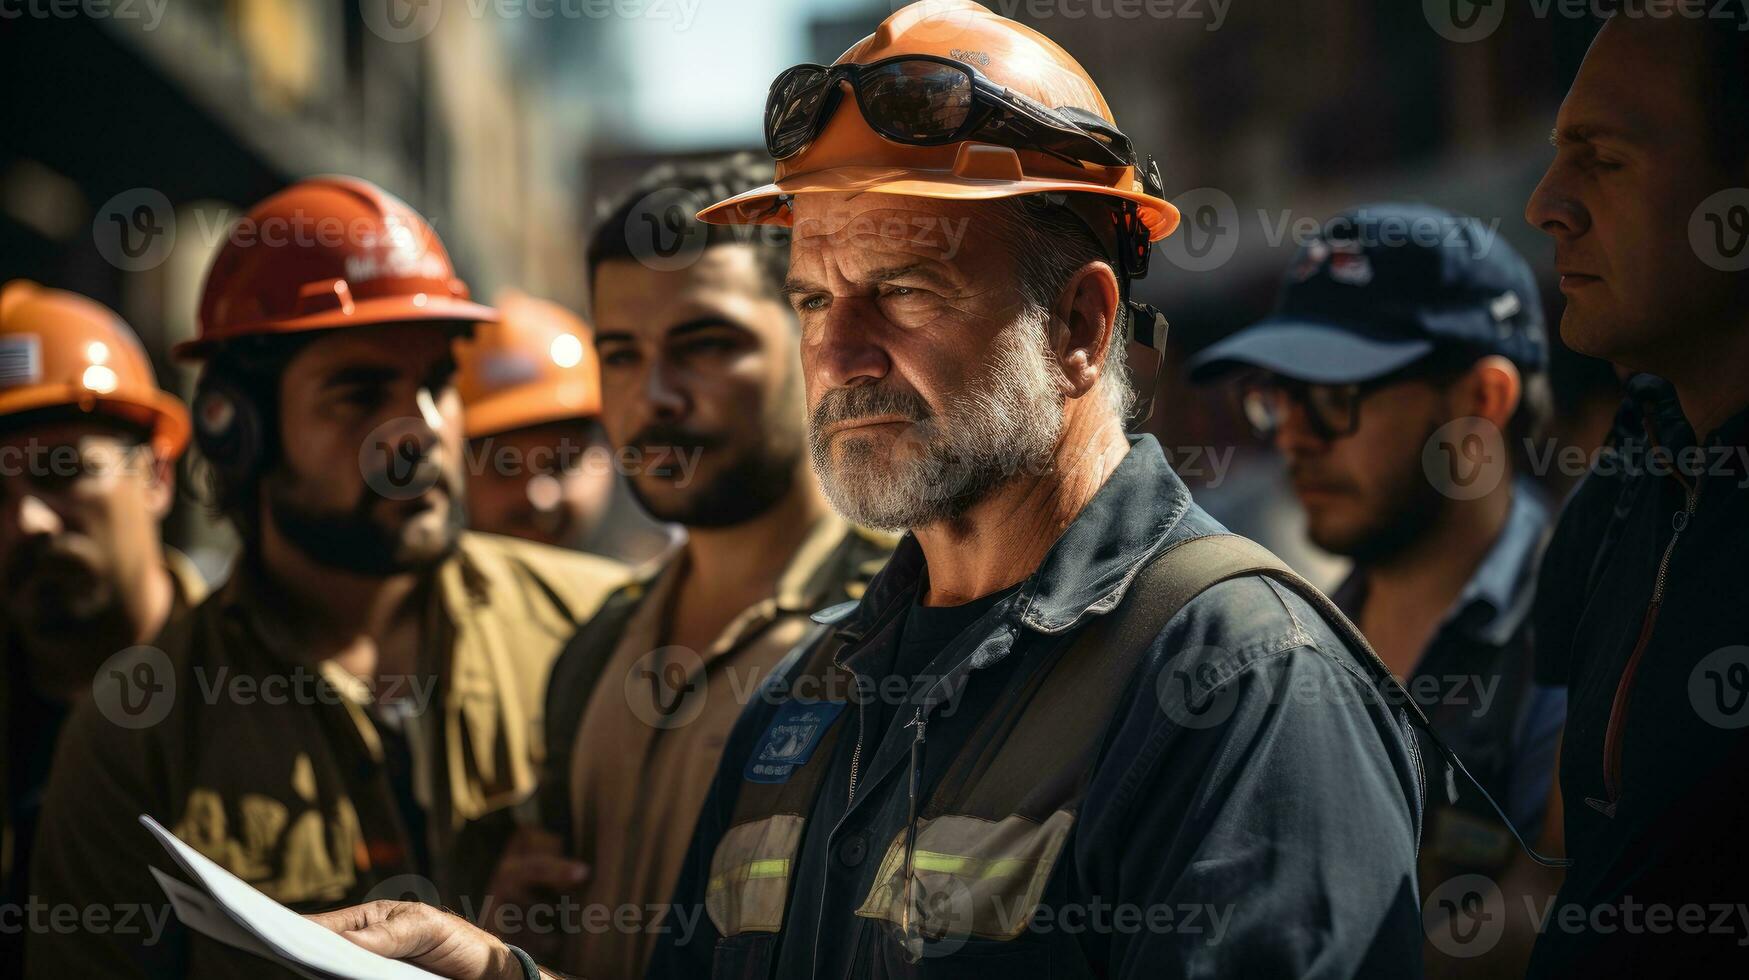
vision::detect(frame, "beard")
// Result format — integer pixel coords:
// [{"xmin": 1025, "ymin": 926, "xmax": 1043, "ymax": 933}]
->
[
  {"xmin": 626, "ymin": 364, "xmax": 806, "ymax": 529},
  {"xmin": 808, "ymin": 309, "xmax": 1065, "ymax": 532},
  {"xmin": 4, "ymin": 539, "xmax": 137, "ymax": 700},
  {"xmin": 267, "ymin": 469, "xmax": 465, "ymax": 576},
  {"xmin": 1297, "ymin": 423, "xmax": 1449, "ymax": 566},
  {"xmin": 4, "ymin": 538, "xmax": 116, "ymax": 631},
  {"xmin": 627, "ymin": 432, "xmax": 800, "ymax": 528}
]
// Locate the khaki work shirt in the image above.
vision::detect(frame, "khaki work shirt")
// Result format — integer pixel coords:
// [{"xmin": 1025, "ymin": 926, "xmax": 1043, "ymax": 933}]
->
[
  {"xmin": 24, "ymin": 533, "xmax": 624, "ymax": 978},
  {"xmin": 547, "ymin": 515, "xmax": 891, "ymax": 980}
]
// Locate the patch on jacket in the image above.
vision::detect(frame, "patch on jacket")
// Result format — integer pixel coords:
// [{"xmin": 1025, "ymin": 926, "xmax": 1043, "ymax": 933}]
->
[{"xmin": 745, "ymin": 700, "xmax": 846, "ymax": 784}]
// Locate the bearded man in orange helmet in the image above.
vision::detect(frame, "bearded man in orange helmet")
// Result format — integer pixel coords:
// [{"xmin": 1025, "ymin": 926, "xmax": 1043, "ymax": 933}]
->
[
  {"xmin": 0, "ymin": 282, "xmax": 203, "ymax": 958},
  {"xmin": 26, "ymin": 177, "xmax": 626, "ymax": 978},
  {"xmin": 455, "ymin": 292, "xmax": 627, "ymax": 555},
  {"xmin": 316, "ymin": 4, "xmax": 1426, "ymax": 977}
]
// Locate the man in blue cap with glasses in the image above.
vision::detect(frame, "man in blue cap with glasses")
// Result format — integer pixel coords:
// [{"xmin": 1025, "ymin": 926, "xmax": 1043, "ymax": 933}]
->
[{"xmin": 1190, "ymin": 203, "xmax": 1567, "ymax": 976}]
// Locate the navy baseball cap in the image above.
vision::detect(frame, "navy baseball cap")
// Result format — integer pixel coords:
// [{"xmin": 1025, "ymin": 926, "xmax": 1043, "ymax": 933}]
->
[{"xmin": 1188, "ymin": 203, "xmax": 1547, "ymax": 385}]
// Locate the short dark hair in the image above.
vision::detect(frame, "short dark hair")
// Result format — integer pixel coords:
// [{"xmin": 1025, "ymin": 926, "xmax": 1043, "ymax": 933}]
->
[{"xmin": 586, "ymin": 153, "xmax": 790, "ymax": 301}]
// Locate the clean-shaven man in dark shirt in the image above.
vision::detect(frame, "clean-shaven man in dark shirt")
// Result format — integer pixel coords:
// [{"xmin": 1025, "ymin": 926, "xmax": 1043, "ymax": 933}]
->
[{"xmin": 1524, "ymin": 11, "xmax": 1749, "ymax": 975}]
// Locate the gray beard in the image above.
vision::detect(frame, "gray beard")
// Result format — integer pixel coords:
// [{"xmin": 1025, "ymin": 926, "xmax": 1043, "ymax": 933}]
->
[{"xmin": 808, "ymin": 309, "xmax": 1065, "ymax": 532}]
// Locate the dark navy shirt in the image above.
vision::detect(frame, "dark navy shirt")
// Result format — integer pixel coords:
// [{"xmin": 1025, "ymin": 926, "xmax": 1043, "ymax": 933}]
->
[
  {"xmin": 1334, "ymin": 481, "xmax": 1565, "ymax": 870},
  {"xmin": 1529, "ymin": 376, "xmax": 1749, "ymax": 977},
  {"xmin": 650, "ymin": 436, "xmax": 1425, "ymax": 979}
]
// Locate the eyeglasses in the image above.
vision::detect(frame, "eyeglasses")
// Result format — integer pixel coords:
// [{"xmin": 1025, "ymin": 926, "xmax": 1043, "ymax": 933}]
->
[
  {"xmin": 1237, "ymin": 358, "xmax": 1470, "ymax": 441},
  {"xmin": 1239, "ymin": 378, "xmax": 1371, "ymax": 442},
  {"xmin": 765, "ymin": 55, "xmax": 1137, "ymax": 171}
]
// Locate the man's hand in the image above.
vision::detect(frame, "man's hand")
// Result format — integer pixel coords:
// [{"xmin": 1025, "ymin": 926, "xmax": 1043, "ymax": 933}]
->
[
  {"xmin": 306, "ymin": 900, "xmax": 522, "ymax": 980},
  {"xmin": 480, "ymin": 826, "xmax": 588, "ymax": 959},
  {"xmin": 485, "ymin": 827, "xmax": 589, "ymax": 911}
]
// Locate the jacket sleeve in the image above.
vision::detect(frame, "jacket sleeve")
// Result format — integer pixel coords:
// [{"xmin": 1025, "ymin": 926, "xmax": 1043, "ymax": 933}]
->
[
  {"xmin": 26, "ymin": 697, "xmax": 187, "ymax": 978},
  {"xmin": 1079, "ymin": 576, "xmax": 1424, "ymax": 979}
]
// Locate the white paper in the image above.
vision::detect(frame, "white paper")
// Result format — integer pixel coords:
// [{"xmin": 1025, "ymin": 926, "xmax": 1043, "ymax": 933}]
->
[
  {"xmin": 140, "ymin": 814, "xmax": 442, "ymax": 979},
  {"xmin": 149, "ymin": 868, "xmax": 328, "ymax": 980}
]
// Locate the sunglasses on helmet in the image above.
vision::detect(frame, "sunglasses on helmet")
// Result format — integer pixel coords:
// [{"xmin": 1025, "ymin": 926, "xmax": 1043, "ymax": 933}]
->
[{"xmin": 765, "ymin": 55, "xmax": 1137, "ymax": 171}]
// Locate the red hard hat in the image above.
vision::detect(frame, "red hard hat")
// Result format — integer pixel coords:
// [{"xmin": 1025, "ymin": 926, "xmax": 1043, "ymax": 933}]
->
[
  {"xmin": 0, "ymin": 280, "xmax": 191, "ymax": 459},
  {"xmin": 175, "ymin": 175, "xmax": 498, "ymax": 361}
]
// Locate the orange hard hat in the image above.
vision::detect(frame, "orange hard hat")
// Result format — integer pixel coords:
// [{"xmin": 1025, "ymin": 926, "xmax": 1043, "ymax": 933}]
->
[
  {"xmin": 0, "ymin": 280, "xmax": 191, "ymax": 459},
  {"xmin": 454, "ymin": 290, "xmax": 602, "ymax": 439},
  {"xmin": 699, "ymin": 0, "xmax": 1178, "ymax": 243},
  {"xmin": 176, "ymin": 175, "xmax": 498, "ymax": 360}
]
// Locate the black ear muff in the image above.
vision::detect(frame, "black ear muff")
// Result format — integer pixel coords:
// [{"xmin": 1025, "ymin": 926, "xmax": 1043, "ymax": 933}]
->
[{"xmin": 192, "ymin": 376, "xmax": 264, "ymax": 485}]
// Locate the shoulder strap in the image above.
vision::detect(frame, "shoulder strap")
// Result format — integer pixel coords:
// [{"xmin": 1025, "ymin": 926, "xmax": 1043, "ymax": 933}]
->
[{"xmin": 940, "ymin": 533, "xmax": 1306, "ymax": 818}]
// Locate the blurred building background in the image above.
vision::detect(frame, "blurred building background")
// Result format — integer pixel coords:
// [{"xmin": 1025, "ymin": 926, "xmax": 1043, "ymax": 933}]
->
[{"xmin": 1, "ymin": 0, "xmax": 1623, "ymax": 585}]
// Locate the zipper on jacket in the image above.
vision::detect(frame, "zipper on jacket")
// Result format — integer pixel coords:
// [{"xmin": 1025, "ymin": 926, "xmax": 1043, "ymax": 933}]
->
[
  {"xmin": 898, "ymin": 707, "xmax": 927, "ymax": 964},
  {"xmin": 1596, "ymin": 481, "xmax": 1699, "ymax": 809},
  {"xmin": 846, "ymin": 700, "xmax": 865, "ymax": 808}
]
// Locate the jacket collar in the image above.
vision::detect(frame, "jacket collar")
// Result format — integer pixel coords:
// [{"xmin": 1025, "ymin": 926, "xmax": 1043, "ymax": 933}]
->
[
  {"xmin": 1451, "ymin": 481, "xmax": 1548, "ymax": 646},
  {"xmin": 1627, "ymin": 372, "xmax": 1749, "ymax": 459},
  {"xmin": 826, "ymin": 435, "xmax": 1193, "ymax": 656}
]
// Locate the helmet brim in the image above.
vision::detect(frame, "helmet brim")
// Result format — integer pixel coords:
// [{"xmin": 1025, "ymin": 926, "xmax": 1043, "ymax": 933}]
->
[
  {"xmin": 173, "ymin": 295, "xmax": 500, "ymax": 361},
  {"xmin": 697, "ymin": 166, "xmax": 1179, "ymax": 242},
  {"xmin": 0, "ymin": 384, "xmax": 191, "ymax": 460},
  {"xmin": 463, "ymin": 383, "xmax": 601, "ymax": 440}
]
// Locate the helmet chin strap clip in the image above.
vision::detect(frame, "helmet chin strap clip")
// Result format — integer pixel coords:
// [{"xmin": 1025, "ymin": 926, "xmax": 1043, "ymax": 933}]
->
[
  {"xmin": 1112, "ymin": 160, "xmax": 1167, "ymax": 429},
  {"xmin": 1122, "ymin": 298, "xmax": 1168, "ymax": 429}
]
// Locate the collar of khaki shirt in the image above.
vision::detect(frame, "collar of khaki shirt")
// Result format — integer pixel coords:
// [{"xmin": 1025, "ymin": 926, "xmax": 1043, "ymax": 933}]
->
[{"xmin": 631, "ymin": 511, "xmax": 857, "ymax": 662}]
